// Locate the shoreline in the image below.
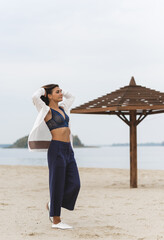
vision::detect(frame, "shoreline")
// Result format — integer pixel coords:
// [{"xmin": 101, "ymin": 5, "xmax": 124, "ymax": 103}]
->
[{"xmin": 2, "ymin": 164, "xmax": 164, "ymax": 171}]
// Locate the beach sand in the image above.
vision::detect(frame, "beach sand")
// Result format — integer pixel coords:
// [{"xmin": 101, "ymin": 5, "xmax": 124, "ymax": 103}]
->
[{"xmin": 1, "ymin": 165, "xmax": 164, "ymax": 240}]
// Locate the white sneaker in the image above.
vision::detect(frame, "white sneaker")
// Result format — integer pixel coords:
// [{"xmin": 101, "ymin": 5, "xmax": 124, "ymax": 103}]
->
[{"xmin": 52, "ymin": 222, "xmax": 73, "ymax": 229}]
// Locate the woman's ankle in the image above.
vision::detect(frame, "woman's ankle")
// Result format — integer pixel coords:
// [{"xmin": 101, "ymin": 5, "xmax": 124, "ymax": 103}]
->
[{"xmin": 53, "ymin": 216, "xmax": 61, "ymax": 224}]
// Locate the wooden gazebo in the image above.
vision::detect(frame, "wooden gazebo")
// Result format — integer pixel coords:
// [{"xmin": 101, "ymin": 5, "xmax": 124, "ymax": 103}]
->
[{"xmin": 71, "ymin": 77, "xmax": 164, "ymax": 188}]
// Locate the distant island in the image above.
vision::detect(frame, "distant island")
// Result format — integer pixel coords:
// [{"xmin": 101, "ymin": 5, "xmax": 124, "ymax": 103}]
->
[
  {"xmin": 1, "ymin": 138, "xmax": 164, "ymax": 149},
  {"xmin": 111, "ymin": 142, "xmax": 164, "ymax": 147},
  {"xmin": 3, "ymin": 135, "xmax": 99, "ymax": 149}
]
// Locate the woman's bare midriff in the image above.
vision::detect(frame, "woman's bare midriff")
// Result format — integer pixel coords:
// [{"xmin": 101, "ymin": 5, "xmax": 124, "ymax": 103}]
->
[{"xmin": 50, "ymin": 127, "xmax": 71, "ymax": 142}]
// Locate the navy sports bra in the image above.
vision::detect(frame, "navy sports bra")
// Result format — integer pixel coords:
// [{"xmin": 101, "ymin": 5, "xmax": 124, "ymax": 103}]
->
[{"xmin": 45, "ymin": 106, "xmax": 69, "ymax": 131}]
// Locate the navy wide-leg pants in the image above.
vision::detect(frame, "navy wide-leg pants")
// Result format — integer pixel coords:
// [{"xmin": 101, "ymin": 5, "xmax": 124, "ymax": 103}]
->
[{"xmin": 47, "ymin": 140, "xmax": 81, "ymax": 217}]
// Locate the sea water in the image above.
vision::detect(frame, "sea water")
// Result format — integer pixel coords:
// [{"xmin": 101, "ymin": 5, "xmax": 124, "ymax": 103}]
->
[{"xmin": 0, "ymin": 146, "xmax": 164, "ymax": 170}]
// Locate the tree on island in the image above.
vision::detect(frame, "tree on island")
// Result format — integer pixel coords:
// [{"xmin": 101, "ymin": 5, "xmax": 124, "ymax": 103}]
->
[
  {"xmin": 73, "ymin": 135, "xmax": 84, "ymax": 147},
  {"xmin": 9, "ymin": 136, "xmax": 28, "ymax": 148}
]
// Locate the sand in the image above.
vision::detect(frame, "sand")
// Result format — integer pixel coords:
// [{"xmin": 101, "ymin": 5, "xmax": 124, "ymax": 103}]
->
[{"xmin": 1, "ymin": 165, "xmax": 164, "ymax": 240}]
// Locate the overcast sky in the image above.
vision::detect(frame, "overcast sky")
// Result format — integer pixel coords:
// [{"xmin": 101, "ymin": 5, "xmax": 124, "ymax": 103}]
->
[{"xmin": 1, "ymin": 0, "xmax": 164, "ymax": 145}]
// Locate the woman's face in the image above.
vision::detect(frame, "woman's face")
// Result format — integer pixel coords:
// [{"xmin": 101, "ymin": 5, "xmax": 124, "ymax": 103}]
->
[{"xmin": 48, "ymin": 87, "xmax": 63, "ymax": 102}]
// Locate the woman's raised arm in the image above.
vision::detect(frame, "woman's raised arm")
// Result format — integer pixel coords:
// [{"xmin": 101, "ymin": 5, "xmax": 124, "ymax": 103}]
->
[
  {"xmin": 32, "ymin": 88, "xmax": 46, "ymax": 112},
  {"xmin": 59, "ymin": 90, "xmax": 75, "ymax": 110}
]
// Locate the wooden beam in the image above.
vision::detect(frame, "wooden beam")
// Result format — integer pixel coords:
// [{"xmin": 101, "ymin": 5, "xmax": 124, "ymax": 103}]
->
[
  {"xmin": 70, "ymin": 104, "xmax": 164, "ymax": 114},
  {"xmin": 147, "ymin": 110, "xmax": 164, "ymax": 115},
  {"xmin": 136, "ymin": 110, "xmax": 152, "ymax": 125},
  {"xmin": 130, "ymin": 110, "xmax": 137, "ymax": 188},
  {"xmin": 136, "ymin": 113, "xmax": 147, "ymax": 125},
  {"xmin": 116, "ymin": 112, "xmax": 130, "ymax": 126}
]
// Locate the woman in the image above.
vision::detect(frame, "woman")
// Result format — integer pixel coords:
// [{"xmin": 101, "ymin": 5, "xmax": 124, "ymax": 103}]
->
[{"xmin": 28, "ymin": 84, "xmax": 81, "ymax": 229}]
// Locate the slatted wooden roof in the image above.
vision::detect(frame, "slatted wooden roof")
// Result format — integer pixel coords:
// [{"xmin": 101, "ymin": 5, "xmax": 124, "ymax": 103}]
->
[{"xmin": 71, "ymin": 77, "xmax": 164, "ymax": 115}]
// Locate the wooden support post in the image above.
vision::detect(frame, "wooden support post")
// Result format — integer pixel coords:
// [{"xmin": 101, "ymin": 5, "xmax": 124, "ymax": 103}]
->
[{"xmin": 130, "ymin": 110, "xmax": 137, "ymax": 188}]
